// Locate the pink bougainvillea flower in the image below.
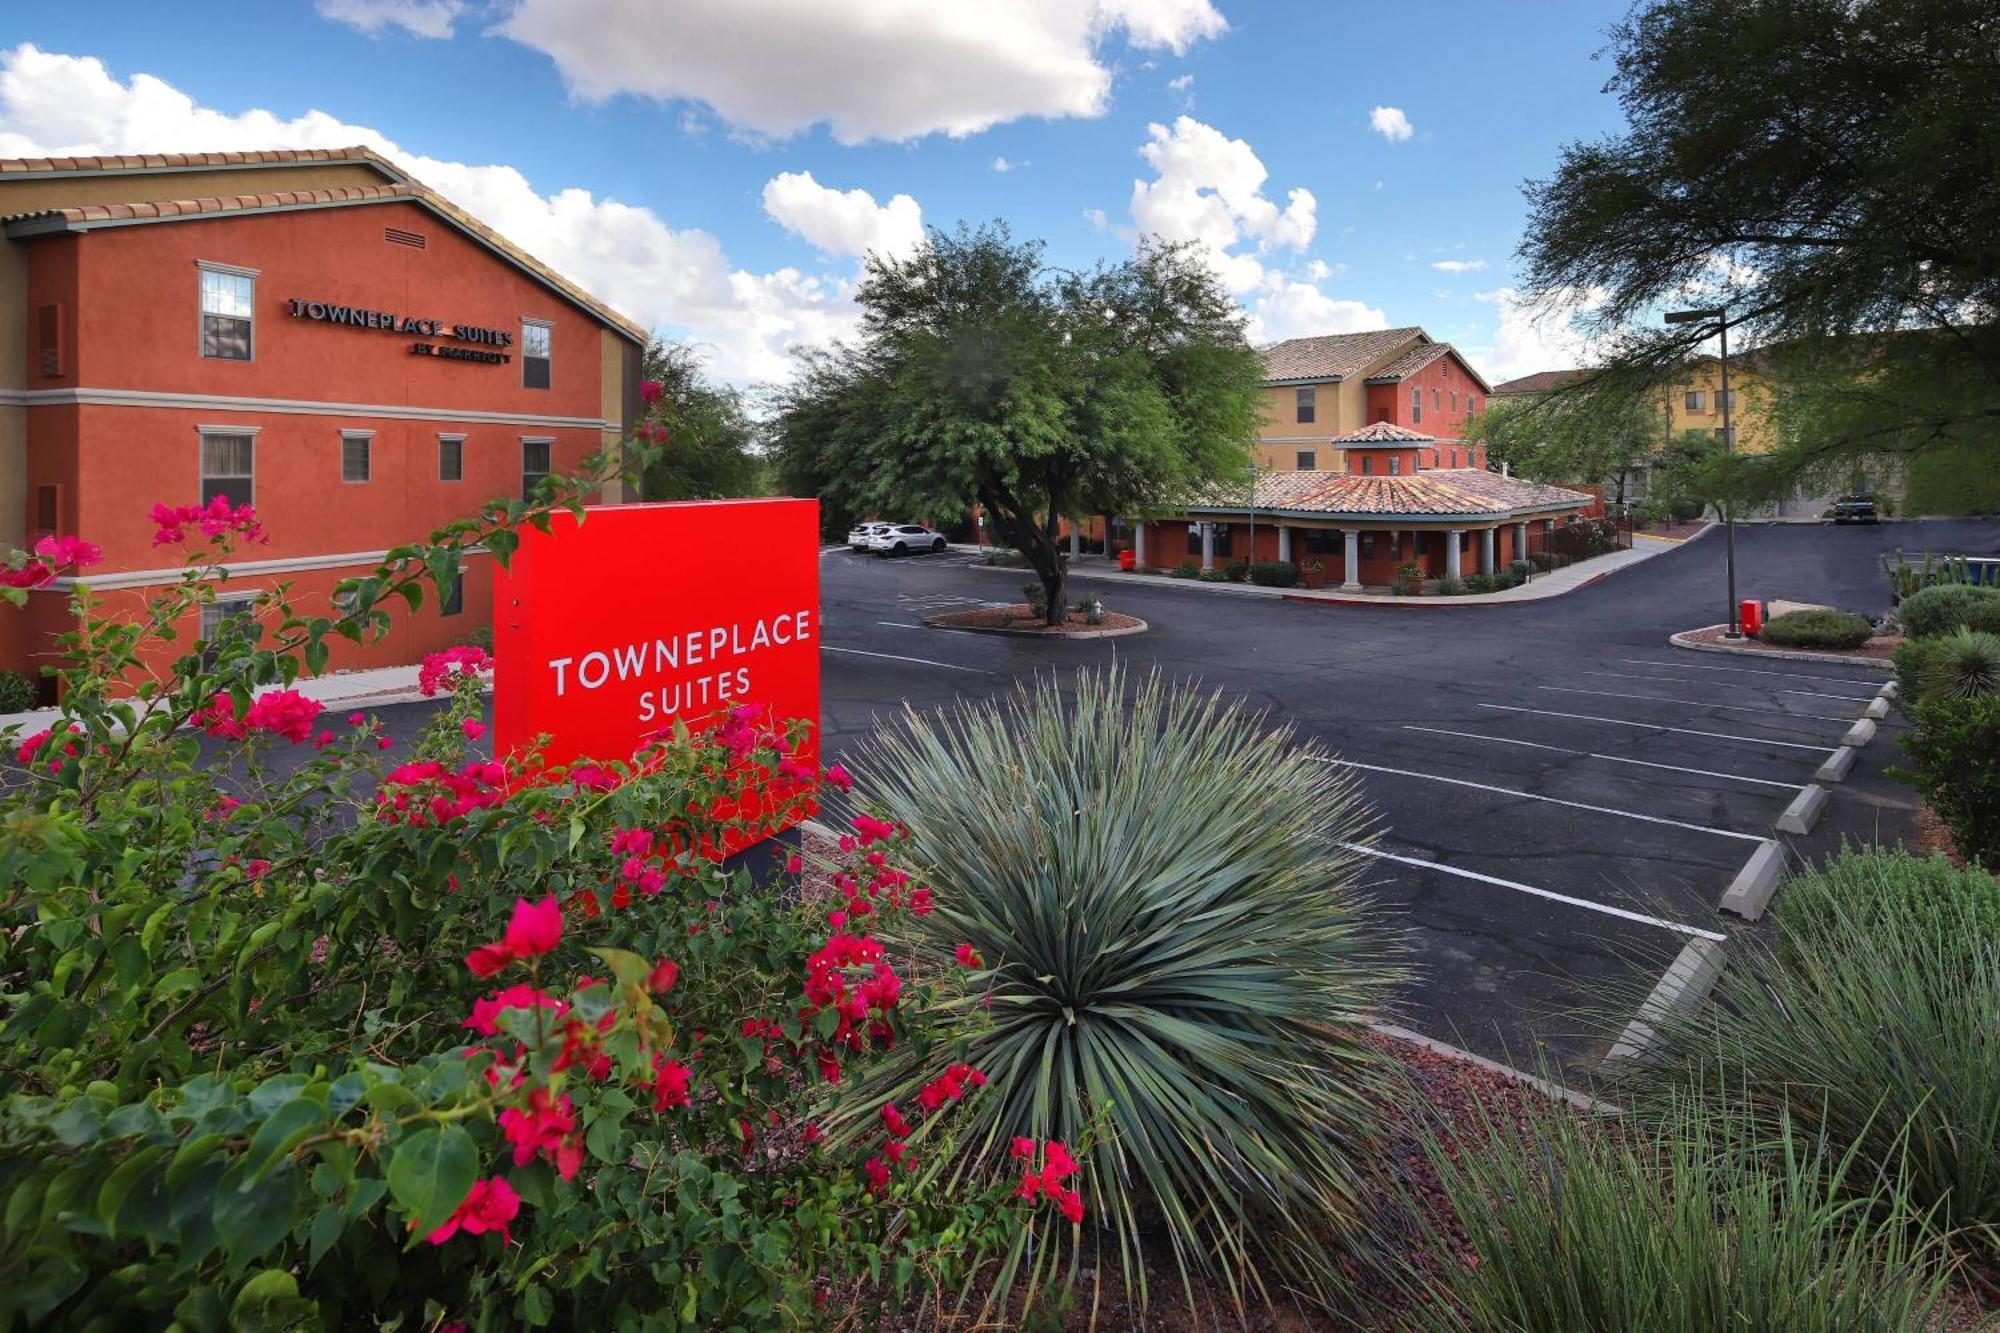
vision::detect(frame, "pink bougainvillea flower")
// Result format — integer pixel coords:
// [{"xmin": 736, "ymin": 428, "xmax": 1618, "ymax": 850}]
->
[
  {"xmin": 639, "ymin": 378, "xmax": 663, "ymax": 404},
  {"xmin": 1054, "ymin": 1187, "xmax": 1085, "ymax": 1223},
  {"xmin": 646, "ymin": 958, "xmax": 679, "ymax": 995},
  {"xmin": 953, "ymin": 944, "xmax": 983, "ymax": 969},
  {"xmin": 464, "ymin": 983, "xmax": 566, "ymax": 1037},
  {"xmin": 418, "ymin": 645, "xmax": 493, "ymax": 698},
  {"xmin": 461, "ymin": 718, "xmax": 486, "ymax": 741},
  {"xmin": 650, "ymin": 1055, "xmax": 693, "ymax": 1112},
  {"xmin": 785, "ymin": 854, "xmax": 804, "ymax": 875},
  {"xmin": 377, "ymin": 737, "xmax": 394, "ymax": 751},
  {"xmin": 424, "ymin": 1176, "xmax": 520, "ymax": 1246},
  {"xmin": 862, "ymin": 1156, "xmax": 891, "ymax": 1195},
  {"xmin": 879, "ymin": 1103, "xmax": 911, "ymax": 1140},
  {"xmin": 464, "ymin": 942, "xmax": 514, "ymax": 979},
  {"xmin": 499, "ymin": 1087, "xmax": 582, "ymax": 1178},
  {"xmin": 313, "ymin": 730, "xmax": 335, "ymax": 750},
  {"xmin": 32, "ymin": 534, "xmax": 102, "ymax": 569},
  {"xmin": 503, "ymin": 896, "xmax": 563, "ymax": 958},
  {"xmin": 348, "ymin": 711, "xmax": 368, "ymax": 727},
  {"xmin": 1010, "ymin": 1137, "xmax": 1036, "ymax": 1160},
  {"xmin": 244, "ymin": 859, "xmax": 272, "ymax": 880},
  {"xmin": 823, "ymin": 762, "xmax": 853, "ymax": 792}
]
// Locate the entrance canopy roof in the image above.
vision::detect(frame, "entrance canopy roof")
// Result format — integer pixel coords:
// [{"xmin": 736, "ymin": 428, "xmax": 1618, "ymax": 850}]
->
[{"xmin": 1181, "ymin": 468, "xmax": 1592, "ymax": 523}]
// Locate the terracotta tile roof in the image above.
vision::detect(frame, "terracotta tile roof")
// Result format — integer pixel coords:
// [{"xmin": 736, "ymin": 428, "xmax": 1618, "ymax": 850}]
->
[
  {"xmin": 3, "ymin": 175, "xmax": 647, "ymax": 344},
  {"xmin": 1259, "ymin": 327, "xmax": 1424, "ymax": 382},
  {"xmin": 1328, "ymin": 420, "xmax": 1434, "ymax": 445},
  {"xmin": 1187, "ymin": 467, "xmax": 1591, "ymax": 519},
  {"xmin": 0, "ymin": 146, "xmax": 404, "ymax": 178},
  {"xmin": 1491, "ymin": 369, "xmax": 1589, "ymax": 396},
  {"xmin": 1362, "ymin": 341, "xmax": 1451, "ymax": 382}
]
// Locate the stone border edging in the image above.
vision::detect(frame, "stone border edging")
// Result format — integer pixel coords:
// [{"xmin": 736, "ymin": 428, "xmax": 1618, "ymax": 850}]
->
[
  {"xmin": 1668, "ymin": 625, "xmax": 1892, "ymax": 671},
  {"xmin": 1600, "ymin": 936, "xmax": 1729, "ymax": 1070},
  {"xmin": 922, "ymin": 612, "xmax": 1149, "ymax": 640}
]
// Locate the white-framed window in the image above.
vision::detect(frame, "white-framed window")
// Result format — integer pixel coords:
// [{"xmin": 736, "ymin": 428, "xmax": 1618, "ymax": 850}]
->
[
  {"xmin": 438, "ymin": 434, "xmax": 465, "ymax": 482},
  {"xmin": 522, "ymin": 319, "xmax": 553, "ymax": 390},
  {"xmin": 197, "ymin": 261, "xmax": 257, "ymax": 361},
  {"xmin": 1714, "ymin": 389, "xmax": 1734, "ymax": 412},
  {"xmin": 199, "ymin": 594, "xmax": 257, "ymax": 666},
  {"xmin": 1684, "ymin": 390, "xmax": 1705, "ymax": 411},
  {"xmin": 1390, "ymin": 455, "xmax": 1403, "ymax": 475},
  {"xmin": 198, "ymin": 426, "xmax": 258, "ymax": 507},
  {"xmin": 1295, "ymin": 385, "xmax": 1315, "ymax": 424},
  {"xmin": 522, "ymin": 437, "xmax": 553, "ymax": 500},
  {"xmin": 340, "ymin": 430, "xmax": 373, "ymax": 483},
  {"xmin": 1296, "ymin": 449, "xmax": 1315, "ymax": 470},
  {"xmin": 1467, "ymin": 395, "xmax": 1479, "ymax": 418},
  {"xmin": 1411, "ymin": 388, "xmax": 1422, "ymax": 424}
]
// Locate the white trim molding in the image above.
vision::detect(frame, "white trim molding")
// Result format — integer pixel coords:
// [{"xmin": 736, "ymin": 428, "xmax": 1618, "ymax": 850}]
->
[
  {"xmin": 45, "ymin": 545, "xmax": 492, "ymax": 592},
  {"xmin": 2, "ymin": 386, "xmax": 612, "ymax": 432},
  {"xmin": 195, "ymin": 258, "xmax": 261, "ymax": 279}
]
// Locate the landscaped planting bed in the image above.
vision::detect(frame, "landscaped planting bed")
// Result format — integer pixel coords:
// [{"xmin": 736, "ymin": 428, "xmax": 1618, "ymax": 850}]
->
[{"xmin": 926, "ymin": 603, "xmax": 1145, "ymax": 634}]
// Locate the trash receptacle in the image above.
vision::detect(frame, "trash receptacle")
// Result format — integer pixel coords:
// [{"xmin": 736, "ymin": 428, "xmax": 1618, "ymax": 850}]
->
[
  {"xmin": 1740, "ymin": 599, "xmax": 1763, "ymax": 636},
  {"xmin": 1118, "ymin": 548, "xmax": 1136, "ymax": 571}
]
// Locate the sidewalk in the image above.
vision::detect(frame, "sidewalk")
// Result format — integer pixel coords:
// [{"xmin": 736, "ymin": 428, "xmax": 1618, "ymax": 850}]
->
[
  {"xmin": 0, "ymin": 662, "xmax": 477, "ymax": 736},
  {"xmin": 961, "ymin": 528, "xmax": 1692, "ymax": 608}
]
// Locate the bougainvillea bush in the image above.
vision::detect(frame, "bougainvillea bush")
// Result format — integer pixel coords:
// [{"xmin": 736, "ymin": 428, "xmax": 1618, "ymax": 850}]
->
[{"xmin": 0, "ymin": 440, "xmax": 1055, "ymax": 1329}]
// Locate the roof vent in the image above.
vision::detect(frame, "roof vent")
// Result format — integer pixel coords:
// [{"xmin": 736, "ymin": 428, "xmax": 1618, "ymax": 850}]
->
[{"xmin": 384, "ymin": 226, "xmax": 426, "ymax": 249}]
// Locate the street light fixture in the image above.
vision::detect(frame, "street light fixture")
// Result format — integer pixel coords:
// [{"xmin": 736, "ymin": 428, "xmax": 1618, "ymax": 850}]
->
[{"xmin": 1665, "ymin": 305, "xmax": 1740, "ymax": 638}]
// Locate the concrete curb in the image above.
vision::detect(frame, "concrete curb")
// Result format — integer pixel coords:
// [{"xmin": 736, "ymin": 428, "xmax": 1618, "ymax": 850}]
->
[
  {"xmin": 1719, "ymin": 839, "xmax": 1788, "ymax": 920},
  {"xmin": 1842, "ymin": 718, "xmax": 1878, "ymax": 748},
  {"xmin": 1878, "ymin": 680, "xmax": 1900, "ymax": 701},
  {"xmin": 1601, "ymin": 937, "xmax": 1728, "ymax": 1070},
  {"xmin": 921, "ymin": 612, "xmax": 1149, "ymax": 640},
  {"xmin": 1368, "ymin": 1020, "xmax": 1618, "ymax": 1115},
  {"xmin": 1815, "ymin": 746, "xmax": 1856, "ymax": 783},
  {"xmin": 1668, "ymin": 626, "xmax": 1893, "ymax": 671},
  {"xmin": 1775, "ymin": 784, "xmax": 1829, "ymax": 835},
  {"xmin": 1863, "ymin": 696, "xmax": 1890, "ymax": 720}
]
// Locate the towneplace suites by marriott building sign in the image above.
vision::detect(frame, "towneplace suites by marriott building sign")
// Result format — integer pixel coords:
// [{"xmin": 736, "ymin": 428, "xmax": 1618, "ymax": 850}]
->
[{"xmin": 287, "ymin": 298, "xmax": 518, "ymax": 364}]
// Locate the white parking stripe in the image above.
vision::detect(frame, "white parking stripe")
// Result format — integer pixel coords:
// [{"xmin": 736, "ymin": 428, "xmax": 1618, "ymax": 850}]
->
[
  {"xmin": 1477, "ymin": 703, "xmax": 1833, "ymax": 752},
  {"xmin": 823, "ymin": 645, "xmax": 993, "ymax": 674},
  {"xmin": 1312, "ymin": 756, "xmax": 1769, "ymax": 843},
  {"xmin": 875, "ymin": 621, "xmax": 981, "ymax": 637},
  {"xmin": 1537, "ymin": 684, "xmax": 1854, "ymax": 724},
  {"xmin": 1618, "ymin": 657, "xmax": 1888, "ymax": 688},
  {"xmin": 1341, "ymin": 841, "xmax": 1727, "ymax": 943},
  {"xmin": 1402, "ymin": 725, "xmax": 1803, "ymax": 791},
  {"xmin": 1579, "ymin": 669, "xmax": 1875, "ymax": 702}
]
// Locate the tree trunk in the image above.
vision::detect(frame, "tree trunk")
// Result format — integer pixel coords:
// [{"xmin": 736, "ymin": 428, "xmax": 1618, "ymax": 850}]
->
[{"xmin": 977, "ymin": 486, "xmax": 1067, "ymax": 627}]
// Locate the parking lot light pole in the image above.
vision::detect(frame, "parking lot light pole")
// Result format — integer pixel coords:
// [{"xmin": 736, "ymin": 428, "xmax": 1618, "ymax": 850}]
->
[{"xmin": 1665, "ymin": 305, "xmax": 1739, "ymax": 638}]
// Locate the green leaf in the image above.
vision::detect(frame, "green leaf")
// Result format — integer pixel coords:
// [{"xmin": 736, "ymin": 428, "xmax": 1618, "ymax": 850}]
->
[
  {"xmin": 587, "ymin": 947, "xmax": 650, "ymax": 989},
  {"xmin": 95, "ymin": 1143, "xmax": 169, "ymax": 1234},
  {"xmin": 307, "ymin": 1203, "xmax": 346, "ymax": 1272},
  {"xmin": 212, "ymin": 1162, "xmax": 298, "ymax": 1267},
  {"xmin": 385, "ymin": 1124, "xmax": 477, "ymax": 1236},
  {"xmin": 519, "ymin": 1282, "xmax": 555, "ymax": 1327},
  {"xmin": 240, "ymin": 1098, "xmax": 325, "ymax": 1184}
]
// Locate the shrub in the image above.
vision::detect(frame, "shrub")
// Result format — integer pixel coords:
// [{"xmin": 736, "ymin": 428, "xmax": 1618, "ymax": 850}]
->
[
  {"xmin": 1509, "ymin": 560, "xmax": 1533, "ymax": 581},
  {"xmin": 1618, "ymin": 852, "xmax": 2000, "ymax": 1259},
  {"xmin": 1390, "ymin": 562, "xmax": 1423, "ymax": 596},
  {"xmin": 1528, "ymin": 551, "xmax": 1559, "ymax": 572},
  {"xmin": 0, "ymin": 669, "xmax": 34, "ymax": 712},
  {"xmin": 1434, "ymin": 575, "xmax": 1466, "ymax": 596},
  {"xmin": 1758, "ymin": 608, "xmax": 1875, "ymax": 650},
  {"xmin": 982, "ymin": 547, "xmax": 1026, "ymax": 567},
  {"xmin": 1196, "ymin": 567, "xmax": 1232, "ymax": 582},
  {"xmin": 1669, "ymin": 498, "xmax": 1705, "ymax": 522},
  {"xmin": 1023, "ymin": 581, "xmax": 1049, "ymax": 618},
  {"xmin": 1900, "ymin": 627, "xmax": 2000, "ymax": 705},
  {"xmin": 1896, "ymin": 692, "xmax": 2000, "ymax": 865},
  {"xmin": 1223, "ymin": 559, "xmax": 1250, "ymax": 582},
  {"xmin": 1247, "ymin": 559, "xmax": 1298, "ymax": 587},
  {"xmin": 1414, "ymin": 1092, "xmax": 1952, "ymax": 1332},
  {"xmin": 1463, "ymin": 573, "xmax": 1497, "ymax": 594},
  {"xmin": 1171, "ymin": 558, "xmax": 1200, "ymax": 578},
  {"xmin": 850, "ymin": 667, "xmax": 1392, "ymax": 1312},
  {"xmin": 0, "ymin": 446, "xmax": 1034, "ymax": 1327},
  {"xmin": 1898, "ymin": 582, "xmax": 2000, "ymax": 638}
]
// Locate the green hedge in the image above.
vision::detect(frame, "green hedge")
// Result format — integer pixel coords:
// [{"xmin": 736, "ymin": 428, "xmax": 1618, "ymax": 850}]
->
[
  {"xmin": 1899, "ymin": 583, "xmax": 2000, "ymax": 638},
  {"xmin": 1248, "ymin": 560, "xmax": 1298, "ymax": 587},
  {"xmin": 1780, "ymin": 845, "xmax": 2000, "ymax": 960},
  {"xmin": 1896, "ymin": 693, "xmax": 2000, "ymax": 866},
  {"xmin": 0, "ymin": 670, "xmax": 34, "ymax": 713},
  {"xmin": 1758, "ymin": 608, "xmax": 1874, "ymax": 650}
]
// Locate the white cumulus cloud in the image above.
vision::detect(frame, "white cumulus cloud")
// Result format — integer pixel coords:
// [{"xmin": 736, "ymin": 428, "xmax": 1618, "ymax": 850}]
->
[
  {"xmin": 315, "ymin": 0, "xmax": 466, "ymax": 39},
  {"xmin": 1466, "ymin": 286, "xmax": 1613, "ymax": 383},
  {"xmin": 492, "ymin": 0, "xmax": 1226, "ymax": 145},
  {"xmin": 760, "ymin": 170, "xmax": 924, "ymax": 261},
  {"xmin": 1369, "ymin": 105, "xmax": 1413, "ymax": 142},
  {"xmin": 1431, "ymin": 258, "xmax": 1487, "ymax": 274},
  {"xmin": 0, "ymin": 43, "xmax": 868, "ymax": 385}
]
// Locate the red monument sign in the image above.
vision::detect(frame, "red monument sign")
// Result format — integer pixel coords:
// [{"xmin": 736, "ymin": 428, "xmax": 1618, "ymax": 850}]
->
[{"xmin": 493, "ymin": 498, "xmax": 821, "ymax": 840}]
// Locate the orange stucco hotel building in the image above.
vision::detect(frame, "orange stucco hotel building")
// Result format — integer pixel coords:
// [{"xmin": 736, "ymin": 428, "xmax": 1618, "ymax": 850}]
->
[{"xmin": 0, "ymin": 147, "xmax": 645, "ymax": 695}]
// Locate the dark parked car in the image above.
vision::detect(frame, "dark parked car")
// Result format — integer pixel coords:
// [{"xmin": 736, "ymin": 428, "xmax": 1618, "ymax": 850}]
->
[{"xmin": 1830, "ymin": 495, "xmax": 1880, "ymax": 524}]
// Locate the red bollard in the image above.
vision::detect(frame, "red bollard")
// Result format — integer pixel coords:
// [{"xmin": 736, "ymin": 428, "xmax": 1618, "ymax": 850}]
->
[{"xmin": 1739, "ymin": 599, "xmax": 1763, "ymax": 636}]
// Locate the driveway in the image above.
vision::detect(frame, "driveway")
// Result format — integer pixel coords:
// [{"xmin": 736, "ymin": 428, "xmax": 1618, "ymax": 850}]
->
[{"xmin": 804, "ymin": 518, "xmax": 1993, "ymax": 1078}]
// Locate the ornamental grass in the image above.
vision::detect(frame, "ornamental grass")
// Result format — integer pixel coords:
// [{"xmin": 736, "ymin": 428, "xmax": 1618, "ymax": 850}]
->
[{"xmin": 845, "ymin": 665, "xmax": 1395, "ymax": 1316}]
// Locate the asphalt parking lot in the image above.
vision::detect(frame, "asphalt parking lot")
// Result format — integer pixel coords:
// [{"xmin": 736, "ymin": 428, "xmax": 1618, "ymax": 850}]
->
[{"xmin": 806, "ymin": 518, "xmax": 1999, "ymax": 1078}]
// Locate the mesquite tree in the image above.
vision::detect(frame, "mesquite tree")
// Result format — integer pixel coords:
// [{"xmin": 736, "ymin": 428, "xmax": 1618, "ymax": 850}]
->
[{"xmin": 772, "ymin": 224, "xmax": 1260, "ymax": 623}]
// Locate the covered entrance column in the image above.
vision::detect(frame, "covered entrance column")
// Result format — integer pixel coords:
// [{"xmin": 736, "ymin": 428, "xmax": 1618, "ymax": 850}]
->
[
  {"xmin": 1341, "ymin": 529, "xmax": 1362, "ymax": 591},
  {"xmin": 1200, "ymin": 523, "xmax": 1216, "ymax": 570},
  {"xmin": 1277, "ymin": 525, "xmax": 1291, "ymax": 562},
  {"xmin": 1134, "ymin": 523, "xmax": 1147, "ymax": 565},
  {"xmin": 1445, "ymin": 529, "xmax": 1464, "ymax": 580},
  {"xmin": 1514, "ymin": 521, "xmax": 1529, "ymax": 562},
  {"xmin": 1479, "ymin": 527, "xmax": 1497, "ymax": 575}
]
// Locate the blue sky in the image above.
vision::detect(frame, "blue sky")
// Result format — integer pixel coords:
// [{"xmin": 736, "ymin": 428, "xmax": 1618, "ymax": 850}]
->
[{"xmin": 1, "ymin": 1, "xmax": 1633, "ymax": 386}]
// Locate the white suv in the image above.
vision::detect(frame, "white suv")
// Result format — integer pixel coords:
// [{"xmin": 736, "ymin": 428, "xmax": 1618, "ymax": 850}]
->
[
  {"xmin": 847, "ymin": 522, "xmax": 893, "ymax": 550},
  {"xmin": 868, "ymin": 524, "xmax": 948, "ymax": 556}
]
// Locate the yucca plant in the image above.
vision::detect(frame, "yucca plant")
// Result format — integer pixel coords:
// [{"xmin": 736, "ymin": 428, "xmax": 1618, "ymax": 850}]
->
[
  {"xmin": 1412, "ymin": 1092, "xmax": 1953, "ymax": 1332},
  {"xmin": 1615, "ymin": 852, "xmax": 2000, "ymax": 1262},
  {"xmin": 844, "ymin": 666, "xmax": 1393, "ymax": 1314},
  {"xmin": 1922, "ymin": 626, "xmax": 2000, "ymax": 700}
]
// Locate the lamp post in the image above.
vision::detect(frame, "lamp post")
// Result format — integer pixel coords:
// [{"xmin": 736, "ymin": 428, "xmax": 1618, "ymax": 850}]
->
[{"xmin": 1665, "ymin": 305, "xmax": 1739, "ymax": 638}]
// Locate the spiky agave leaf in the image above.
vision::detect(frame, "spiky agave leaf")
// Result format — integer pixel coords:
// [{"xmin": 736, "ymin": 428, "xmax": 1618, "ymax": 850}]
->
[{"xmin": 839, "ymin": 664, "xmax": 1396, "ymax": 1315}]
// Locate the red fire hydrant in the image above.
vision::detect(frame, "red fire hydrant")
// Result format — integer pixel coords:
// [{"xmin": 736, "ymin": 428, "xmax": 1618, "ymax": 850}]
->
[
  {"xmin": 1118, "ymin": 548, "xmax": 1136, "ymax": 571},
  {"xmin": 1739, "ymin": 599, "xmax": 1763, "ymax": 636}
]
